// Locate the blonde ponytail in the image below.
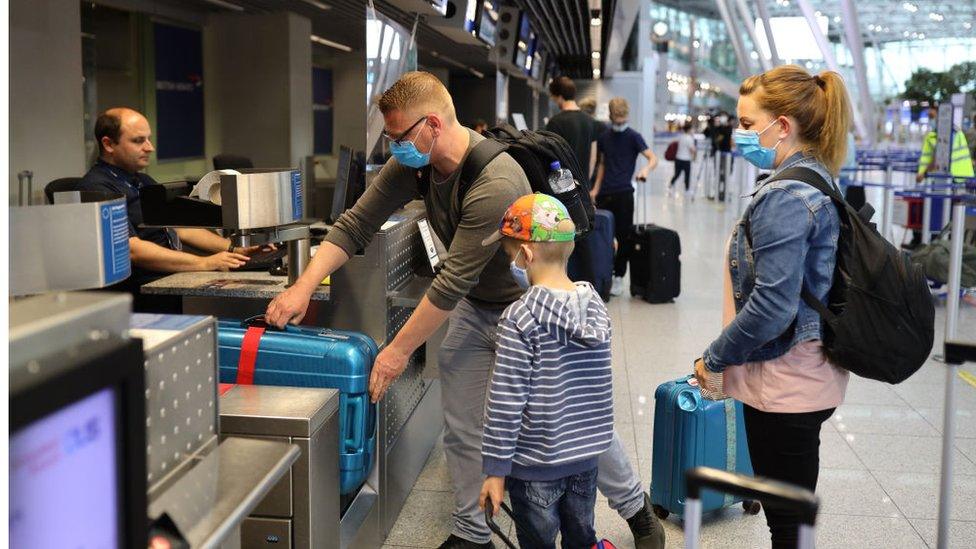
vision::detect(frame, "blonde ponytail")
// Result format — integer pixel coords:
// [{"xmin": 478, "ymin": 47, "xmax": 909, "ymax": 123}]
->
[
  {"xmin": 739, "ymin": 65, "xmax": 854, "ymax": 176},
  {"xmin": 814, "ymin": 71, "xmax": 853, "ymax": 176}
]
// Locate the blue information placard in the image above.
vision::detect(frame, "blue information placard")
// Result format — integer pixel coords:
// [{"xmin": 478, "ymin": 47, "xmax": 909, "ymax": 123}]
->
[
  {"xmin": 100, "ymin": 202, "xmax": 131, "ymax": 284},
  {"xmin": 291, "ymin": 171, "xmax": 303, "ymax": 220}
]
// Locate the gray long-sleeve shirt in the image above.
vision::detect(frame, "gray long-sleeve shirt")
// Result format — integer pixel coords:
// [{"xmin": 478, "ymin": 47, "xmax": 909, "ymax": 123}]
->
[{"xmin": 325, "ymin": 129, "xmax": 532, "ymax": 311}]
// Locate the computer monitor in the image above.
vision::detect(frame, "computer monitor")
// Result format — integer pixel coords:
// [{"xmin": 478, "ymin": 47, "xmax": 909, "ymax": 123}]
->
[
  {"xmin": 9, "ymin": 336, "xmax": 146, "ymax": 549},
  {"xmin": 331, "ymin": 146, "xmax": 366, "ymax": 223},
  {"xmin": 476, "ymin": 0, "xmax": 500, "ymax": 46}
]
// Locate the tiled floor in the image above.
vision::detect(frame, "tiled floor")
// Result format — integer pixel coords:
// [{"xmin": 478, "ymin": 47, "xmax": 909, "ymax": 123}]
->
[{"xmin": 384, "ymin": 172, "xmax": 976, "ymax": 548}]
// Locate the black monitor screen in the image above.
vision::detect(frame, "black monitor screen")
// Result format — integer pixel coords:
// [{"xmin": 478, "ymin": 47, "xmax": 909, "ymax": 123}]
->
[
  {"xmin": 10, "ymin": 387, "xmax": 120, "ymax": 548},
  {"xmin": 477, "ymin": 0, "xmax": 500, "ymax": 47},
  {"xmin": 515, "ymin": 14, "xmax": 534, "ymax": 70},
  {"xmin": 331, "ymin": 146, "xmax": 365, "ymax": 223}
]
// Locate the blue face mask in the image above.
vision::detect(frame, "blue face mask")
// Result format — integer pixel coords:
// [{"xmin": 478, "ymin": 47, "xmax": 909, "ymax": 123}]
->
[
  {"xmin": 510, "ymin": 247, "xmax": 530, "ymax": 289},
  {"xmin": 389, "ymin": 124, "xmax": 435, "ymax": 168},
  {"xmin": 612, "ymin": 123, "xmax": 628, "ymax": 132},
  {"xmin": 733, "ymin": 119, "xmax": 782, "ymax": 170}
]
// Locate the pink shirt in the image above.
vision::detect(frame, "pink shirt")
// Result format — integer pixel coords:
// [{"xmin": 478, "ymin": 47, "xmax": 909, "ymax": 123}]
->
[{"xmin": 720, "ymin": 239, "xmax": 848, "ymax": 413}]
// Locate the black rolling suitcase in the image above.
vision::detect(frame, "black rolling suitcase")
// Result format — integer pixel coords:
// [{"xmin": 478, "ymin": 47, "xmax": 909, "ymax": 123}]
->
[{"xmin": 628, "ymin": 188, "xmax": 681, "ymax": 303}]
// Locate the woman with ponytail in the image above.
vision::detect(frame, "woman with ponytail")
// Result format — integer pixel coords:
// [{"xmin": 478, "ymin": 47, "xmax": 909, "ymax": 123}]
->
[{"xmin": 693, "ymin": 65, "xmax": 853, "ymax": 549}]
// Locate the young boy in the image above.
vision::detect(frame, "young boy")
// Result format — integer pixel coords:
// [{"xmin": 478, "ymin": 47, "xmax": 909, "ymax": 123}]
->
[{"xmin": 478, "ymin": 194, "xmax": 614, "ymax": 549}]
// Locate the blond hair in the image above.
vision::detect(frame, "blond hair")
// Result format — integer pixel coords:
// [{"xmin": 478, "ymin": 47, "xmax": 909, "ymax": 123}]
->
[
  {"xmin": 503, "ymin": 238, "xmax": 576, "ymax": 266},
  {"xmin": 378, "ymin": 71, "xmax": 457, "ymax": 122},
  {"xmin": 578, "ymin": 97, "xmax": 597, "ymax": 116},
  {"xmin": 739, "ymin": 65, "xmax": 853, "ymax": 175},
  {"xmin": 608, "ymin": 97, "xmax": 629, "ymax": 119}
]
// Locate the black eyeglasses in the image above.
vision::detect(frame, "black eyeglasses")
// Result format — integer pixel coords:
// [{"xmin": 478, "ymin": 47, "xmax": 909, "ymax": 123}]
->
[{"xmin": 383, "ymin": 116, "xmax": 428, "ymax": 145}]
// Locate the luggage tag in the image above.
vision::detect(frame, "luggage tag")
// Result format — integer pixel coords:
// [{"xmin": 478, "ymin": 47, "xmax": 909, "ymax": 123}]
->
[{"xmin": 417, "ymin": 218, "xmax": 446, "ymax": 273}]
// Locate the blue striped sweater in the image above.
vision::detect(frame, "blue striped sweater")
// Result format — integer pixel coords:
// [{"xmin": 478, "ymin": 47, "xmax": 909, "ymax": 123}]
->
[{"xmin": 482, "ymin": 282, "xmax": 614, "ymax": 481}]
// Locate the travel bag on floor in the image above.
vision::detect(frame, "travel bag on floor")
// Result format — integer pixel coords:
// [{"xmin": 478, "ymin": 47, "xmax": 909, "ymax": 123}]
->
[
  {"xmin": 568, "ymin": 208, "xmax": 615, "ymax": 300},
  {"xmin": 628, "ymin": 186, "xmax": 681, "ymax": 303},
  {"xmin": 217, "ymin": 316, "xmax": 377, "ymax": 495},
  {"xmin": 628, "ymin": 224, "xmax": 681, "ymax": 303},
  {"xmin": 683, "ymin": 467, "xmax": 819, "ymax": 549},
  {"xmin": 650, "ymin": 376, "xmax": 759, "ymax": 519}
]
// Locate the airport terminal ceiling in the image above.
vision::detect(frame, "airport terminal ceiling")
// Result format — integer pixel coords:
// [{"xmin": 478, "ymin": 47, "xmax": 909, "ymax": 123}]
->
[
  {"xmin": 157, "ymin": 0, "xmax": 618, "ymax": 80},
  {"xmin": 653, "ymin": 0, "xmax": 975, "ymax": 44}
]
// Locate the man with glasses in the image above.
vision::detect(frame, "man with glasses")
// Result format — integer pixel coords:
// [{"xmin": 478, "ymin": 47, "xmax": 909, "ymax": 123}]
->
[{"xmin": 266, "ymin": 72, "xmax": 665, "ymax": 549}]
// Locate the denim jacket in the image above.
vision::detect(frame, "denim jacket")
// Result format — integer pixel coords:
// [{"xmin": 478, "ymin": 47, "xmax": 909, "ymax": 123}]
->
[{"xmin": 703, "ymin": 152, "xmax": 840, "ymax": 373}]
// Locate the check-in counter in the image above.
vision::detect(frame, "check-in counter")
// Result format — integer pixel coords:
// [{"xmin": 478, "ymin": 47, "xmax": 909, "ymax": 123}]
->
[{"xmin": 142, "ymin": 201, "xmax": 444, "ymax": 548}]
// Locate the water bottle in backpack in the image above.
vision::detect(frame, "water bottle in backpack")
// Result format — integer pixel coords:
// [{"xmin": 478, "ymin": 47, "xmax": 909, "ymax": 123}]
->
[
  {"xmin": 548, "ymin": 161, "xmax": 577, "ymax": 193},
  {"xmin": 547, "ymin": 161, "xmax": 590, "ymax": 235}
]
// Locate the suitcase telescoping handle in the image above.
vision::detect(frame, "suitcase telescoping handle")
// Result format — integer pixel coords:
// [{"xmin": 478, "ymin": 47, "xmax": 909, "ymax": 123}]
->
[
  {"xmin": 683, "ymin": 467, "xmax": 819, "ymax": 549},
  {"xmin": 484, "ymin": 498, "xmax": 519, "ymax": 549}
]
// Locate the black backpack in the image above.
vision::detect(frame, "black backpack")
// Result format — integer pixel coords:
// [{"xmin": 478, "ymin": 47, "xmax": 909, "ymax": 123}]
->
[
  {"xmin": 746, "ymin": 166, "xmax": 934, "ymax": 384},
  {"xmin": 417, "ymin": 124, "xmax": 595, "ymax": 238}
]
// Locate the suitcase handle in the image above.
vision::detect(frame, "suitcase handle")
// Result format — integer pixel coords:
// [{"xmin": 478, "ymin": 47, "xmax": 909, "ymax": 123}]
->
[
  {"xmin": 683, "ymin": 467, "xmax": 818, "ymax": 549},
  {"xmin": 345, "ymin": 394, "xmax": 366, "ymax": 453},
  {"xmin": 484, "ymin": 498, "xmax": 519, "ymax": 549},
  {"xmin": 241, "ymin": 315, "xmax": 306, "ymax": 334}
]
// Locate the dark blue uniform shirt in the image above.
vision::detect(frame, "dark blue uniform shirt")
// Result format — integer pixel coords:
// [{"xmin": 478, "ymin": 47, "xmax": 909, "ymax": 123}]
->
[{"xmin": 79, "ymin": 160, "xmax": 179, "ymax": 250}]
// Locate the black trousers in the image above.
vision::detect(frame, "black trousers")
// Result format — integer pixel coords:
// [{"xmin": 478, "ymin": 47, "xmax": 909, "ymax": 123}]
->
[
  {"xmin": 595, "ymin": 191, "xmax": 635, "ymax": 278},
  {"xmin": 670, "ymin": 159, "xmax": 692, "ymax": 190},
  {"xmin": 743, "ymin": 404, "xmax": 835, "ymax": 549}
]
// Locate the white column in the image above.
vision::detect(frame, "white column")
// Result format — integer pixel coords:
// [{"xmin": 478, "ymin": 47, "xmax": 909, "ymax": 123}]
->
[
  {"xmin": 794, "ymin": 0, "xmax": 869, "ymax": 142},
  {"xmin": 754, "ymin": 0, "xmax": 781, "ymax": 66},
  {"xmin": 840, "ymin": 0, "xmax": 877, "ymax": 145},
  {"xmin": 734, "ymin": 0, "xmax": 771, "ymax": 72},
  {"xmin": 715, "ymin": 0, "xmax": 752, "ymax": 77}
]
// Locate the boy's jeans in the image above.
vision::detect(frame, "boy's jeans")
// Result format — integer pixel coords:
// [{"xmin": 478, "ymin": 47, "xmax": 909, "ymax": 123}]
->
[{"xmin": 506, "ymin": 468, "xmax": 598, "ymax": 549}]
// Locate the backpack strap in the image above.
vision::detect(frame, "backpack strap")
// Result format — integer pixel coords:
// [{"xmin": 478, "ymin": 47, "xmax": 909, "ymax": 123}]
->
[
  {"xmin": 741, "ymin": 166, "xmax": 842, "ymax": 321},
  {"xmin": 455, "ymin": 139, "xmax": 509, "ymax": 209}
]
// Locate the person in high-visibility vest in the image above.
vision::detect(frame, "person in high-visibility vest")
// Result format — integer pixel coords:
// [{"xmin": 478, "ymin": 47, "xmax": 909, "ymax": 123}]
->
[{"xmin": 916, "ymin": 106, "xmax": 975, "ymax": 183}]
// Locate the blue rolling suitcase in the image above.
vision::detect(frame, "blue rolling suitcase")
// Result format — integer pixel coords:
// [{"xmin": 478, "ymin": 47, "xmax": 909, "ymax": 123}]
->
[
  {"xmin": 568, "ymin": 208, "xmax": 615, "ymax": 301},
  {"xmin": 649, "ymin": 375, "xmax": 760, "ymax": 519},
  {"xmin": 216, "ymin": 317, "xmax": 378, "ymax": 495}
]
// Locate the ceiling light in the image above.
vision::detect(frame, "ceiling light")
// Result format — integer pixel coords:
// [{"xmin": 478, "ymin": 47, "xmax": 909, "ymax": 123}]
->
[
  {"xmin": 965, "ymin": 22, "xmax": 973, "ymax": 30},
  {"xmin": 867, "ymin": 24, "xmax": 875, "ymax": 31},
  {"xmin": 590, "ymin": 17, "xmax": 602, "ymax": 27},
  {"xmin": 203, "ymin": 0, "xmax": 244, "ymax": 11},
  {"xmin": 918, "ymin": 33, "xmax": 925, "ymax": 39},
  {"xmin": 904, "ymin": 30, "xmax": 911, "ymax": 37},
  {"xmin": 750, "ymin": 51, "xmax": 759, "ymax": 59},
  {"xmin": 593, "ymin": 69, "xmax": 601, "ymax": 78},
  {"xmin": 692, "ymin": 40, "xmax": 701, "ymax": 48},
  {"xmin": 833, "ymin": 16, "xmax": 841, "ymax": 23},
  {"xmin": 814, "ymin": 11, "xmax": 822, "ymax": 17},
  {"xmin": 592, "ymin": 51, "xmax": 601, "ymax": 59},
  {"xmin": 928, "ymin": 12, "xmax": 944, "ymax": 22},
  {"xmin": 902, "ymin": 2, "xmax": 918, "ymax": 13},
  {"xmin": 311, "ymin": 34, "xmax": 353, "ymax": 52},
  {"xmin": 298, "ymin": 0, "xmax": 331, "ymax": 9},
  {"xmin": 653, "ymin": 21, "xmax": 668, "ymax": 36}
]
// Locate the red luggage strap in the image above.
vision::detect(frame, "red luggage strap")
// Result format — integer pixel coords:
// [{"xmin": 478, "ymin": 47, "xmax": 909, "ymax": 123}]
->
[{"xmin": 236, "ymin": 326, "xmax": 266, "ymax": 385}]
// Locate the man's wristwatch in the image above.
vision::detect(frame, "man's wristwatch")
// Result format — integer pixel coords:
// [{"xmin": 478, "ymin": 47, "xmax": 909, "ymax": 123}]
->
[{"xmin": 227, "ymin": 241, "xmax": 235, "ymax": 253}]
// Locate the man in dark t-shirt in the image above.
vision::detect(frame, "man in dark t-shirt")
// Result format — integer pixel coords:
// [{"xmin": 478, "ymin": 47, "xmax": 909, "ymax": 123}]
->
[{"xmin": 545, "ymin": 76, "xmax": 603, "ymax": 180}]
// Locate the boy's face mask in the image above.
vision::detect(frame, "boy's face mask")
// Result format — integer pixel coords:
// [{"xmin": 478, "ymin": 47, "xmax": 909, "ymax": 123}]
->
[{"xmin": 510, "ymin": 246, "xmax": 531, "ymax": 289}]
